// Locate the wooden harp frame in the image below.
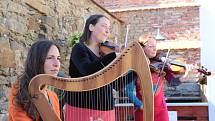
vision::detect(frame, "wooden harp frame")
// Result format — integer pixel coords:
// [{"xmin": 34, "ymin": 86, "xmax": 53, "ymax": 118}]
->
[{"xmin": 28, "ymin": 41, "xmax": 154, "ymax": 121}]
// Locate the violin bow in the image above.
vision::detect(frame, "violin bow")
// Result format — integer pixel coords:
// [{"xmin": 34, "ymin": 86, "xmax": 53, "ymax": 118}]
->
[
  {"xmin": 154, "ymin": 48, "xmax": 171, "ymax": 95},
  {"xmin": 124, "ymin": 24, "xmax": 130, "ymax": 48}
]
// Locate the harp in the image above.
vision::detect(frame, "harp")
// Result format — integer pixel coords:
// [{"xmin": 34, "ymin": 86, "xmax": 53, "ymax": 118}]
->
[{"xmin": 28, "ymin": 41, "xmax": 154, "ymax": 121}]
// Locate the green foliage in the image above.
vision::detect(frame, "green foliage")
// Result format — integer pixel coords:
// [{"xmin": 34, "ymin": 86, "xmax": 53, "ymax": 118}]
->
[{"xmin": 67, "ymin": 32, "xmax": 82, "ymax": 48}]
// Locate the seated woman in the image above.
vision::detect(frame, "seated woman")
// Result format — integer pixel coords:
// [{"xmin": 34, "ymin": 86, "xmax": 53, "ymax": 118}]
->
[{"xmin": 8, "ymin": 39, "xmax": 61, "ymax": 121}]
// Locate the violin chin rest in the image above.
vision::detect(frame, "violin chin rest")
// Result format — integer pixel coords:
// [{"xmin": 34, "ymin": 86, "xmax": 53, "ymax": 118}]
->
[{"xmin": 170, "ymin": 65, "xmax": 185, "ymax": 73}]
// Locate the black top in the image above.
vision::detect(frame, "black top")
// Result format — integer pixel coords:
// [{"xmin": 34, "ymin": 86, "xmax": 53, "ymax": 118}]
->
[
  {"xmin": 63, "ymin": 43, "xmax": 136, "ymax": 110},
  {"xmin": 69, "ymin": 43, "xmax": 116, "ymax": 77}
]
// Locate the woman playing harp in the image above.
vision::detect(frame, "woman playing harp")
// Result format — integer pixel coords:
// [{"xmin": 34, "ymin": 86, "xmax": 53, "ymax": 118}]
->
[
  {"xmin": 9, "ymin": 40, "xmax": 61, "ymax": 121},
  {"xmin": 28, "ymin": 14, "xmax": 153, "ymax": 121}
]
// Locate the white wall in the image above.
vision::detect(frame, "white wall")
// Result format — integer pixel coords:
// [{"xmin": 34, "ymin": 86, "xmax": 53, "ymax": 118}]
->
[{"xmin": 198, "ymin": 0, "xmax": 215, "ymax": 121}]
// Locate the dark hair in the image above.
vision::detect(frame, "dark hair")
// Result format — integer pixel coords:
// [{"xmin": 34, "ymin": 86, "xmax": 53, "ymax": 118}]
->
[
  {"xmin": 15, "ymin": 39, "xmax": 60, "ymax": 120},
  {"xmin": 80, "ymin": 14, "xmax": 108, "ymax": 44}
]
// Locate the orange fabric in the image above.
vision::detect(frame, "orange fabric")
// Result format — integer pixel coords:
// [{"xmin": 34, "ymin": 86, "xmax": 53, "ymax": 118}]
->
[
  {"xmin": 8, "ymin": 82, "xmax": 60, "ymax": 121},
  {"xmin": 47, "ymin": 91, "xmax": 60, "ymax": 118}
]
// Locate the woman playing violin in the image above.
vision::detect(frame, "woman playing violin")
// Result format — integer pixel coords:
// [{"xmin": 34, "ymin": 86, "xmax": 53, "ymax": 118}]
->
[
  {"xmin": 62, "ymin": 14, "xmax": 133, "ymax": 121},
  {"xmin": 125, "ymin": 34, "xmax": 189, "ymax": 121},
  {"xmin": 64, "ymin": 14, "xmax": 116, "ymax": 121}
]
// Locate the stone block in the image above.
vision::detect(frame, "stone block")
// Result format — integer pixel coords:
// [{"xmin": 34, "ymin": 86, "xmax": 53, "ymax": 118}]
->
[
  {"xmin": 55, "ymin": 0, "xmax": 71, "ymax": 17},
  {"xmin": 6, "ymin": 18, "xmax": 27, "ymax": 34},
  {"xmin": 7, "ymin": 1, "xmax": 28, "ymax": 15},
  {"xmin": 0, "ymin": 16, "xmax": 9, "ymax": 34},
  {"xmin": 41, "ymin": 16, "xmax": 57, "ymax": 28},
  {"xmin": 0, "ymin": 26, "xmax": 8, "ymax": 34},
  {"xmin": 0, "ymin": 76, "xmax": 8, "ymax": 85},
  {"xmin": 0, "ymin": 114, "xmax": 8, "ymax": 121},
  {"xmin": 0, "ymin": 37, "xmax": 15, "ymax": 68},
  {"xmin": 25, "ymin": 0, "xmax": 54, "ymax": 15}
]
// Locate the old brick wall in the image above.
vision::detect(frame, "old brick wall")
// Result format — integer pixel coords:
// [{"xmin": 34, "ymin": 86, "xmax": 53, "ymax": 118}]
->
[
  {"xmin": 94, "ymin": 0, "xmax": 203, "ymax": 112},
  {"xmin": 112, "ymin": 6, "xmax": 199, "ymax": 42},
  {"xmin": 94, "ymin": 0, "xmax": 196, "ymax": 9},
  {"xmin": 159, "ymin": 48, "xmax": 202, "ymax": 99},
  {"xmin": 157, "ymin": 48, "xmax": 200, "ymax": 67},
  {"xmin": 0, "ymin": 0, "xmax": 123, "ymax": 120}
]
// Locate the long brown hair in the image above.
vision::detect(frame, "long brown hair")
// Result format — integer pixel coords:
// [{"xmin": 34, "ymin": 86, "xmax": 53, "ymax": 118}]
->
[{"xmin": 15, "ymin": 39, "xmax": 60, "ymax": 120}]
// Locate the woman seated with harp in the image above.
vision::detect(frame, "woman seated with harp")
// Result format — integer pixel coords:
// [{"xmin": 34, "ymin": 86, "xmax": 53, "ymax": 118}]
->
[{"xmin": 9, "ymin": 40, "xmax": 61, "ymax": 121}]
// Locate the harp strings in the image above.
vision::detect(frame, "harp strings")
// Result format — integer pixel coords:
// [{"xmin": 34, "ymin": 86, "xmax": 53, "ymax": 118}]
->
[{"xmin": 54, "ymin": 71, "xmax": 137, "ymax": 121}]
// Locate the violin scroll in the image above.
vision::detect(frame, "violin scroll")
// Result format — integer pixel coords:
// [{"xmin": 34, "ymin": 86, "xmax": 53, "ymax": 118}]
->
[{"xmin": 197, "ymin": 66, "xmax": 211, "ymax": 76}]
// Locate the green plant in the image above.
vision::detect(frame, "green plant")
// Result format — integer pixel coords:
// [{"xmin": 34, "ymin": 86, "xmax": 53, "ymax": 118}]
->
[{"xmin": 67, "ymin": 32, "xmax": 82, "ymax": 48}]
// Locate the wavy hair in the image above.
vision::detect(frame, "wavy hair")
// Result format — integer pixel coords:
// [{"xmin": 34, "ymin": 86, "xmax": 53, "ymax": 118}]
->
[{"xmin": 15, "ymin": 39, "xmax": 60, "ymax": 120}]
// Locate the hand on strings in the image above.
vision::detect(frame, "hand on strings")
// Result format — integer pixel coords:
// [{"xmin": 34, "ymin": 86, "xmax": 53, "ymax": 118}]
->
[
  {"xmin": 140, "ymin": 104, "xmax": 143, "ymax": 110},
  {"xmin": 134, "ymin": 105, "xmax": 143, "ymax": 112},
  {"xmin": 41, "ymin": 89, "xmax": 49, "ymax": 100},
  {"xmin": 180, "ymin": 64, "xmax": 198, "ymax": 82}
]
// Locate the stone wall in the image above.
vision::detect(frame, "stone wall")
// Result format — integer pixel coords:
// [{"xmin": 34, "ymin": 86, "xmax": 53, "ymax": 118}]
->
[{"xmin": 0, "ymin": 0, "xmax": 123, "ymax": 120}]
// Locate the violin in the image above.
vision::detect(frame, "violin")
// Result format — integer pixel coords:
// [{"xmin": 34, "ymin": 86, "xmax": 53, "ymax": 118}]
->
[
  {"xmin": 99, "ymin": 41, "xmax": 122, "ymax": 56},
  {"xmin": 163, "ymin": 58, "xmax": 210, "ymax": 76},
  {"xmin": 152, "ymin": 53, "xmax": 211, "ymax": 76},
  {"xmin": 149, "ymin": 61, "xmax": 167, "ymax": 76}
]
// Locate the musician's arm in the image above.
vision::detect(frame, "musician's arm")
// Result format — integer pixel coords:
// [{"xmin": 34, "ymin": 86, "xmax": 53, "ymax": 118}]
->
[
  {"xmin": 69, "ymin": 43, "xmax": 116, "ymax": 76},
  {"xmin": 112, "ymin": 71, "xmax": 138, "ymax": 90},
  {"xmin": 124, "ymin": 81, "xmax": 143, "ymax": 108},
  {"xmin": 164, "ymin": 68, "xmax": 181, "ymax": 86},
  {"xmin": 8, "ymin": 85, "xmax": 33, "ymax": 121}
]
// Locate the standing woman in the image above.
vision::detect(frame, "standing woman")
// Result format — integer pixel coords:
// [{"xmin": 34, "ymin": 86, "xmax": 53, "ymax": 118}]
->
[
  {"xmin": 9, "ymin": 40, "xmax": 61, "ymax": 121},
  {"xmin": 136, "ymin": 35, "xmax": 170, "ymax": 121},
  {"xmin": 63, "ymin": 14, "xmax": 118, "ymax": 121},
  {"xmin": 125, "ymin": 36, "xmax": 169, "ymax": 121},
  {"xmin": 125, "ymin": 35, "xmax": 186, "ymax": 121}
]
